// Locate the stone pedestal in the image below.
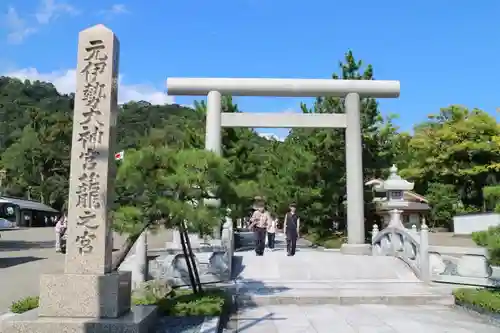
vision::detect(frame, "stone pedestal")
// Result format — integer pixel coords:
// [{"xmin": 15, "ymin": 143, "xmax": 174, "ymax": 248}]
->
[
  {"xmin": 388, "ymin": 209, "xmax": 405, "ymax": 229},
  {"xmin": 4, "ymin": 306, "xmax": 157, "ymax": 333},
  {"xmin": 38, "ymin": 271, "xmax": 132, "ymax": 318},
  {"xmin": 2, "ymin": 24, "xmax": 156, "ymax": 333},
  {"xmin": 340, "ymin": 243, "xmax": 372, "ymax": 256}
]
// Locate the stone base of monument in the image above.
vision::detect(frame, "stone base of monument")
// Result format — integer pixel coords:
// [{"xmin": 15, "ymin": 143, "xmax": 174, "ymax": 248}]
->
[
  {"xmin": 340, "ymin": 243, "xmax": 372, "ymax": 256},
  {"xmin": 2, "ymin": 306, "xmax": 157, "ymax": 333},
  {"xmin": 38, "ymin": 271, "xmax": 132, "ymax": 317},
  {"xmin": 2, "ymin": 271, "xmax": 158, "ymax": 333}
]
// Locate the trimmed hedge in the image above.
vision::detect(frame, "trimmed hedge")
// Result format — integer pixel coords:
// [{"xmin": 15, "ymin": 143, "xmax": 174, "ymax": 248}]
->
[
  {"xmin": 472, "ymin": 226, "xmax": 500, "ymax": 266},
  {"xmin": 453, "ymin": 288, "xmax": 500, "ymax": 314}
]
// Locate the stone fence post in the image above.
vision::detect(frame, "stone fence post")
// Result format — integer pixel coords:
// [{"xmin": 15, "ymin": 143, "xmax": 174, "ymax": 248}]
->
[
  {"xmin": 134, "ymin": 230, "xmax": 148, "ymax": 288},
  {"xmin": 419, "ymin": 220, "xmax": 430, "ymax": 283},
  {"xmin": 371, "ymin": 224, "xmax": 379, "ymax": 256},
  {"xmin": 221, "ymin": 214, "xmax": 233, "ymax": 277}
]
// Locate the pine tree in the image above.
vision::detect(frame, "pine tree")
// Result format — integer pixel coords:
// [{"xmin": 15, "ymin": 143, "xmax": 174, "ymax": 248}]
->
[{"xmin": 288, "ymin": 51, "xmax": 398, "ymax": 237}]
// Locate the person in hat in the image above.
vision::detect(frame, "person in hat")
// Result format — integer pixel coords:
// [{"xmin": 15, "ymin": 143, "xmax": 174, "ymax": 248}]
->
[
  {"xmin": 283, "ymin": 203, "xmax": 300, "ymax": 256},
  {"xmin": 248, "ymin": 202, "xmax": 272, "ymax": 256}
]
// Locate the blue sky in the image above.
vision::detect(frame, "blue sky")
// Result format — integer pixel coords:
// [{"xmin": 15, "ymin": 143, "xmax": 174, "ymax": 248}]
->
[{"xmin": 1, "ymin": 0, "xmax": 499, "ymax": 140}]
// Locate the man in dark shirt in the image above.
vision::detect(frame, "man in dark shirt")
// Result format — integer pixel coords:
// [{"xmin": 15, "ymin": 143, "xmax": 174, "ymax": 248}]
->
[{"xmin": 283, "ymin": 203, "xmax": 300, "ymax": 256}]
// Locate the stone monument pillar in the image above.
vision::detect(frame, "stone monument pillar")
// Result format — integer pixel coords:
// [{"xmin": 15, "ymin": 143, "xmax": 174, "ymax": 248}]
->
[{"xmin": 4, "ymin": 24, "xmax": 157, "ymax": 333}]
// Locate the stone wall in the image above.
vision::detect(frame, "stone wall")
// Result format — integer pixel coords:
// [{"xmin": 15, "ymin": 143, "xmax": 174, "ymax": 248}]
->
[
  {"xmin": 429, "ymin": 245, "xmax": 500, "ymax": 286},
  {"xmin": 453, "ymin": 213, "xmax": 500, "ymax": 235},
  {"xmin": 120, "ymin": 218, "xmax": 234, "ymax": 288}
]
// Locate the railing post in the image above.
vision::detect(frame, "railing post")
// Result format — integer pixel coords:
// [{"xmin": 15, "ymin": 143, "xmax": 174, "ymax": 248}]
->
[
  {"xmin": 371, "ymin": 224, "xmax": 379, "ymax": 256},
  {"xmin": 371, "ymin": 224, "xmax": 379, "ymax": 243},
  {"xmin": 390, "ymin": 230, "xmax": 396, "ymax": 256},
  {"xmin": 133, "ymin": 230, "xmax": 148, "ymax": 289},
  {"xmin": 419, "ymin": 219, "xmax": 430, "ymax": 283},
  {"xmin": 411, "ymin": 224, "xmax": 418, "ymax": 239}
]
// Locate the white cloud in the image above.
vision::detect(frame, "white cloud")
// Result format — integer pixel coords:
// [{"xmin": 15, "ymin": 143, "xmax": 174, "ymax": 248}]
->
[
  {"xmin": 4, "ymin": 0, "xmax": 78, "ymax": 44},
  {"xmin": 258, "ymin": 132, "xmax": 286, "ymax": 142},
  {"xmin": 35, "ymin": 0, "xmax": 78, "ymax": 24},
  {"xmin": 98, "ymin": 4, "xmax": 129, "ymax": 19},
  {"xmin": 5, "ymin": 7, "xmax": 37, "ymax": 44},
  {"xmin": 4, "ymin": 68, "xmax": 175, "ymax": 105}
]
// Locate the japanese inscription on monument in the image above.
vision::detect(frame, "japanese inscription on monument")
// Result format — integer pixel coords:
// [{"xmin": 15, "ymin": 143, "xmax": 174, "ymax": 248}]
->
[
  {"xmin": 75, "ymin": 39, "xmax": 108, "ymax": 254},
  {"xmin": 65, "ymin": 25, "xmax": 119, "ymax": 275}
]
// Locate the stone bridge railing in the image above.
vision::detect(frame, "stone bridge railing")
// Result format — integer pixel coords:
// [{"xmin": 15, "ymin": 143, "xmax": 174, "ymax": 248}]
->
[{"xmin": 372, "ymin": 224, "xmax": 500, "ymax": 287}]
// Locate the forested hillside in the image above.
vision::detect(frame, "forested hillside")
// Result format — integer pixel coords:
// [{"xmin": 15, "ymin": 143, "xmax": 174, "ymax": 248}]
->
[{"xmin": 0, "ymin": 51, "xmax": 499, "ymax": 236}]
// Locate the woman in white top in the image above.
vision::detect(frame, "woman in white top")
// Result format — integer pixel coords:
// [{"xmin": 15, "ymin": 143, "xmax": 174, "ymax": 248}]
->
[
  {"xmin": 267, "ymin": 216, "xmax": 277, "ymax": 250},
  {"xmin": 54, "ymin": 213, "xmax": 67, "ymax": 253}
]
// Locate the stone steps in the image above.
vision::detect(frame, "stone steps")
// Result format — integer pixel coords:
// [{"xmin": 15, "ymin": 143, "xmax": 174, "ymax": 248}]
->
[{"xmin": 233, "ymin": 280, "xmax": 455, "ymax": 306}]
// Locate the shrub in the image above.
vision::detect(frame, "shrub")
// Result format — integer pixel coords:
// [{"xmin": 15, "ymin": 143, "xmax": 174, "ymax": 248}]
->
[
  {"xmin": 10, "ymin": 296, "xmax": 39, "ymax": 314},
  {"xmin": 304, "ymin": 232, "xmax": 345, "ymax": 249},
  {"xmin": 132, "ymin": 287, "xmax": 227, "ymax": 316},
  {"xmin": 322, "ymin": 237, "xmax": 344, "ymax": 249},
  {"xmin": 472, "ymin": 226, "xmax": 500, "ymax": 266},
  {"xmin": 453, "ymin": 288, "xmax": 500, "ymax": 314},
  {"xmin": 132, "ymin": 280, "xmax": 172, "ymax": 305},
  {"xmin": 158, "ymin": 289, "xmax": 227, "ymax": 316}
]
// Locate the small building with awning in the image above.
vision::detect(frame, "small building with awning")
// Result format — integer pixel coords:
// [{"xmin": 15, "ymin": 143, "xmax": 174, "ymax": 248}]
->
[{"xmin": 0, "ymin": 197, "xmax": 59, "ymax": 228}]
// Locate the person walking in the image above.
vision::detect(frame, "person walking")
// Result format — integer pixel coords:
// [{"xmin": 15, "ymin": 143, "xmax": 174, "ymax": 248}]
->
[
  {"xmin": 54, "ymin": 213, "xmax": 67, "ymax": 253},
  {"xmin": 266, "ymin": 215, "xmax": 277, "ymax": 250},
  {"xmin": 249, "ymin": 204, "xmax": 272, "ymax": 256},
  {"xmin": 283, "ymin": 203, "xmax": 300, "ymax": 256}
]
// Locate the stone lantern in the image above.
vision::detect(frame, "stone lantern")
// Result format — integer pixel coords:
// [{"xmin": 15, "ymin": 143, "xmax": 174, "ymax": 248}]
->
[{"xmin": 372, "ymin": 165, "xmax": 414, "ymax": 229}]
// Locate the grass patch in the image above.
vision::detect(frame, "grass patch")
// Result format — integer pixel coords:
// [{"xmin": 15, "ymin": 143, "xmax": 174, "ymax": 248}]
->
[
  {"xmin": 11, "ymin": 285, "xmax": 228, "ymax": 317},
  {"xmin": 453, "ymin": 288, "xmax": 500, "ymax": 314},
  {"xmin": 10, "ymin": 296, "xmax": 39, "ymax": 314},
  {"xmin": 304, "ymin": 232, "xmax": 345, "ymax": 249},
  {"xmin": 133, "ymin": 288, "xmax": 228, "ymax": 316}
]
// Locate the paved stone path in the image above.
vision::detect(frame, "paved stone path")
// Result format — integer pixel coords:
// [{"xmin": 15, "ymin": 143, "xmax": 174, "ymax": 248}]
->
[
  {"xmin": 229, "ymin": 232, "xmax": 499, "ymax": 332},
  {"xmin": 231, "ymin": 304, "xmax": 500, "ymax": 332}
]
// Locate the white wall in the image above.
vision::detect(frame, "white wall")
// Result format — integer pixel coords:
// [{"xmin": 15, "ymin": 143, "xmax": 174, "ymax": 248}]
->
[{"xmin": 453, "ymin": 213, "xmax": 500, "ymax": 235}]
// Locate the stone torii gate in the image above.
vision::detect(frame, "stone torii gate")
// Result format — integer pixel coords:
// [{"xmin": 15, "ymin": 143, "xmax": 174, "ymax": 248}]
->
[{"xmin": 166, "ymin": 77, "xmax": 400, "ymax": 255}]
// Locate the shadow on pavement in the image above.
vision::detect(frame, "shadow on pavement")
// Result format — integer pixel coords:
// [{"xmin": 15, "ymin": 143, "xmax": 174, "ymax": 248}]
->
[
  {"xmin": 0, "ymin": 256, "xmax": 45, "ymax": 268},
  {"xmin": 235, "ymin": 312, "xmax": 287, "ymax": 332},
  {"xmin": 226, "ymin": 277, "xmax": 290, "ymax": 332},
  {"xmin": 232, "ymin": 255, "xmax": 245, "ymax": 279},
  {"xmin": 0, "ymin": 240, "xmax": 55, "ymax": 251}
]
